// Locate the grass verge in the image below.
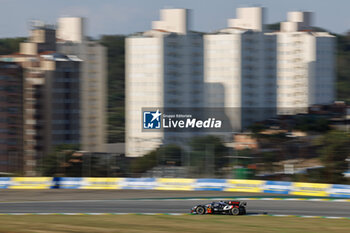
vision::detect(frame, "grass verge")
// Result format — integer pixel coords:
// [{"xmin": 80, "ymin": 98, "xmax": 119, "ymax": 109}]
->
[{"xmin": 0, "ymin": 215, "xmax": 349, "ymax": 233}]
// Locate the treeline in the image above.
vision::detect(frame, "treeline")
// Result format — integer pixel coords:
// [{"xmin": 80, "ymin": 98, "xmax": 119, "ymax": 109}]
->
[{"xmin": 0, "ymin": 37, "xmax": 26, "ymax": 55}]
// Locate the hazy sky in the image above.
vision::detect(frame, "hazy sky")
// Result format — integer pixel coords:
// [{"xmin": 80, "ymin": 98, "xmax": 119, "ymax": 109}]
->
[{"xmin": 0, "ymin": 0, "xmax": 349, "ymax": 38}]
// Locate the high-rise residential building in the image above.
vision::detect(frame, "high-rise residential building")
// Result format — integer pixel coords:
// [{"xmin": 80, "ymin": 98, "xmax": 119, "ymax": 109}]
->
[
  {"xmin": 57, "ymin": 17, "xmax": 107, "ymax": 153},
  {"xmin": 275, "ymin": 12, "xmax": 335, "ymax": 114},
  {"xmin": 38, "ymin": 52, "xmax": 81, "ymax": 157},
  {"xmin": 125, "ymin": 7, "xmax": 335, "ymax": 158},
  {"xmin": 204, "ymin": 7, "xmax": 277, "ymax": 130},
  {"xmin": 126, "ymin": 8, "xmax": 204, "ymax": 157},
  {"xmin": 57, "ymin": 17, "xmax": 85, "ymax": 43},
  {"xmin": 0, "ymin": 62, "xmax": 23, "ymax": 173},
  {"xmin": 1, "ymin": 25, "xmax": 81, "ymax": 176},
  {"xmin": 20, "ymin": 22, "xmax": 56, "ymax": 54}
]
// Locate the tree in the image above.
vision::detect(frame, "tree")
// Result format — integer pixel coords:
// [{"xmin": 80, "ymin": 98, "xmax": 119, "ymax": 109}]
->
[
  {"xmin": 295, "ymin": 116, "xmax": 330, "ymax": 132},
  {"xmin": 41, "ymin": 144, "xmax": 79, "ymax": 177},
  {"xmin": 130, "ymin": 144, "xmax": 183, "ymax": 175},
  {"xmin": 0, "ymin": 37, "xmax": 26, "ymax": 55},
  {"xmin": 188, "ymin": 135, "xmax": 229, "ymax": 176},
  {"xmin": 157, "ymin": 144, "xmax": 183, "ymax": 166},
  {"xmin": 261, "ymin": 151, "xmax": 278, "ymax": 173},
  {"xmin": 248, "ymin": 122, "xmax": 268, "ymax": 138},
  {"xmin": 99, "ymin": 35, "xmax": 125, "ymax": 143},
  {"xmin": 315, "ymin": 130, "xmax": 350, "ymax": 183},
  {"xmin": 266, "ymin": 22, "xmax": 280, "ymax": 31},
  {"xmin": 41, "ymin": 144, "xmax": 123, "ymax": 177},
  {"xmin": 336, "ymin": 32, "xmax": 350, "ymax": 103}
]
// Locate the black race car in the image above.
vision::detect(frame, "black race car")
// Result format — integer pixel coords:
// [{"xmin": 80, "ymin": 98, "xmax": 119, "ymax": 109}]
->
[{"xmin": 191, "ymin": 200, "xmax": 247, "ymax": 215}]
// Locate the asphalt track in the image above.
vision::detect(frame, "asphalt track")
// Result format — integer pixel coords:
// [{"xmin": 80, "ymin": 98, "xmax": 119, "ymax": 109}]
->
[
  {"xmin": 0, "ymin": 190, "xmax": 349, "ymax": 217},
  {"xmin": 0, "ymin": 199, "xmax": 350, "ymax": 217}
]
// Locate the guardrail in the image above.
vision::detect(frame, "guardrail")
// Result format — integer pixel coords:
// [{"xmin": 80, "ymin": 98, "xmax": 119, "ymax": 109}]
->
[{"xmin": 0, "ymin": 177, "xmax": 349, "ymax": 198}]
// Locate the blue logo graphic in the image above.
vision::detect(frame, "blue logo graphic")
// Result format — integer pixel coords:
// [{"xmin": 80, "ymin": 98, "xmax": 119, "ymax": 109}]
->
[{"xmin": 143, "ymin": 110, "xmax": 161, "ymax": 129}]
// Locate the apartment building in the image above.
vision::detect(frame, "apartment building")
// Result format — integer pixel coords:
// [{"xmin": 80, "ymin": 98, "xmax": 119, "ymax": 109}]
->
[
  {"xmin": 125, "ymin": 9, "xmax": 204, "ymax": 157},
  {"xmin": 1, "ymin": 25, "xmax": 81, "ymax": 176},
  {"xmin": 57, "ymin": 17, "xmax": 107, "ymax": 153},
  {"xmin": 275, "ymin": 12, "xmax": 335, "ymax": 114},
  {"xmin": 0, "ymin": 62, "xmax": 23, "ymax": 173},
  {"xmin": 204, "ymin": 7, "xmax": 277, "ymax": 130}
]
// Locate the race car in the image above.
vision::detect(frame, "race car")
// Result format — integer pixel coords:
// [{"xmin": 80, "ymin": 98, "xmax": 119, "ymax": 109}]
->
[{"xmin": 191, "ymin": 200, "xmax": 247, "ymax": 215}]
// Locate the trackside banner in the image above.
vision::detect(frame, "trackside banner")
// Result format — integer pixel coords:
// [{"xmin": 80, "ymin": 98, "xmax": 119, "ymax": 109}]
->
[
  {"xmin": 119, "ymin": 178, "xmax": 157, "ymax": 189},
  {"xmin": 225, "ymin": 179, "xmax": 265, "ymax": 193},
  {"xmin": 80, "ymin": 178, "xmax": 122, "ymax": 189},
  {"xmin": 263, "ymin": 181, "xmax": 292, "ymax": 194},
  {"xmin": 290, "ymin": 182, "xmax": 331, "ymax": 197},
  {"xmin": 57, "ymin": 177, "xmax": 83, "ymax": 189},
  {"xmin": 9, "ymin": 177, "xmax": 54, "ymax": 189},
  {"xmin": 1, "ymin": 177, "xmax": 350, "ymax": 198},
  {"xmin": 156, "ymin": 178, "xmax": 195, "ymax": 191},
  {"xmin": 329, "ymin": 184, "xmax": 350, "ymax": 198},
  {"xmin": 0, "ymin": 177, "xmax": 11, "ymax": 189},
  {"xmin": 194, "ymin": 179, "xmax": 227, "ymax": 191}
]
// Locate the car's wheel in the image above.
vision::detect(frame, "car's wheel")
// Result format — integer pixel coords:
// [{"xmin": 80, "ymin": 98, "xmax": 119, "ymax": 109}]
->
[
  {"xmin": 231, "ymin": 207, "xmax": 240, "ymax": 216},
  {"xmin": 195, "ymin": 206, "xmax": 206, "ymax": 215}
]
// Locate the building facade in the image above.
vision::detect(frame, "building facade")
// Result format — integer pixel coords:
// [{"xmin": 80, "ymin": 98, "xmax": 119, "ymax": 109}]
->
[
  {"xmin": 0, "ymin": 62, "xmax": 23, "ymax": 174},
  {"xmin": 126, "ymin": 9, "xmax": 204, "ymax": 157},
  {"xmin": 1, "ymin": 25, "xmax": 82, "ymax": 176},
  {"xmin": 276, "ymin": 12, "xmax": 335, "ymax": 114},
  {"xmin": 204, "ymin": 7, "xmax": 277, "ymax": 130},
  {"xmin": 125, "ymin": 7, "xmax": 336, "ymax": 158},
  {"xmin": 57, "ymin": 17, "xmax": 107, "ymax": 153},
  {"xmin": 39, "ymin": 53, "xmax": 81, "ymax": 155}
]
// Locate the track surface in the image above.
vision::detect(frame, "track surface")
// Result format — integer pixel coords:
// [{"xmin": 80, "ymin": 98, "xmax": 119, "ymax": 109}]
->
[
  {"xmin": 1, "ymin": 200, "xmax": 350, "ymax": 217},
  {"xmin": 0, "ymin": 190, "xmax": 291, "ymax": 202},
  {"xmin": 0, "ymin": 190, "xmax": 349, "ymax": 217}
]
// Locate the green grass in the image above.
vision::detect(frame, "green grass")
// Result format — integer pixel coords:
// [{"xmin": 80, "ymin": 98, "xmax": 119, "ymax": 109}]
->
[{"xmin": 0, "ymin": 215, "xmax": 349, "ymax": 233}]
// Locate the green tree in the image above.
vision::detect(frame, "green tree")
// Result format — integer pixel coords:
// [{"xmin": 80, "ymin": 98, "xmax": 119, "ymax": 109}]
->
[
  {"xmin": 266, "ymin": 22, "xmax": 280, "ymax": 31},
  {"xmin": 0, "ymin": 37, "xmax": 26, "ymax": 55},
  {"xmin": 99, "ymin": 35, "xmax": 125, "ymax": 143},
  {"xmin": 248, "ymin": 122, "xmax": 268, "ymax": 138},
  {"xmin": 295, "ymin": 116, "xmax": 330, "ymax": 132},
  {"xmin": 336, "ymin": 32, "xmax": 350, "ymax": 103},
  {"xmin": 41, "ymin": 144, "xmax": 122, "ymax": 177},
  {"xmin": 130, "ymin": 144, "xmax": 183, "ymax": 175},
  {"xmin": 315, "ymin": 130, "xmax": 350, "ymax": 183},
  {"xmin": 261, "ymin": 151, "xmax": 278, "ymax": 173},
  {"xmin": 41, "ymin": 144, "xmax": 79, "ymax": 177},
  {"xmin": 188, "ymin": 136, "xmax": 229, "ymax": 176}
]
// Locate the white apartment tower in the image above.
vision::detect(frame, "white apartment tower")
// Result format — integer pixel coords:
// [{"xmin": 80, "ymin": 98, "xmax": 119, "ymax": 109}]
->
[
  {"xmin": 57, "ymin": 17, "xmax": 107, "ymax": 152},
  {"xmin": 276, "ymin": 12, "xmax": 335, "ymax": 114},
  {"xmin": 204, "ymin": 7, "xmax": 277, "ymax": 130},
  {"xmin": 126, "ymin": 9, "xmax": 204, "ymax": 157},
  {"xmin": 57, "ymin": 17, "xmax": 85, "ymax": 43}
]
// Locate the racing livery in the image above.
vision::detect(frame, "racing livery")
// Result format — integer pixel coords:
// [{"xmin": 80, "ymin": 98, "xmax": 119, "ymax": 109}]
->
[{"xmin": 191, "ymin": 200, "xmax": 247, "ymax": 215}]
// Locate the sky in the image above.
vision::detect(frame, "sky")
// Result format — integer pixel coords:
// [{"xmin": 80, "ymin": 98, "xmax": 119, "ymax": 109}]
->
[{"xmin": 0, "ymin": 0, "xmax": 349, "ymax": 38}]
